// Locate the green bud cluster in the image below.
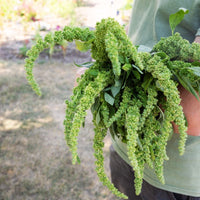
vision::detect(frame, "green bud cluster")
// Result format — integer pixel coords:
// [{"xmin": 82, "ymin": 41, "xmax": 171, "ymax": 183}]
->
[
  {"xmin": 93, "ymin": 121, "xmax": 128, "ymax": 199},
  {"xmin": 105, "ymin": 31, "xmax": 121, "ymax": 77},
  {"xmin": 106, "ymin": 86, "xmax": 132, "ymax": 127},
  {"xmin": 25, "ymin": 27, "xmax": 95, "ymax": 96},
  {"xmin": 126, "ymin": 103, "xmax": 141, "ymax": 193},
  {"xmin": 153, "ymin": 32, "xmax": 200, "ymax": 61},
  {"xmin": 24, "ymin": 18, "xmax": 200, "ymax": 199},
  {"xmin": 138, "ymin": 87, "xmax": 158, "ymax": 131},
  {"xmin": 65, "ymin": 70, "xmax": 112, "ymax": 164},
  {"xmin": 146, "ymin": 55, "xmax": 187, "ymax": 155}
]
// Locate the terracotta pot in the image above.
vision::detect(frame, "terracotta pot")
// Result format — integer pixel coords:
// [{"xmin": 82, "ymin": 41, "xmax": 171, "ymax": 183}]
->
[{"xmin": 172, "ymin": 85, "xmax": 200, "ymax": 136}]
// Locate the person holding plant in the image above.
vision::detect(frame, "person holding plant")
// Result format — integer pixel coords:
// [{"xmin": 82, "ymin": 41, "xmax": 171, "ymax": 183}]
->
[
  {"xmin": 25, "ymin": 0, "xmax": 200, "ymax": 199},
  {"xmin": 109, "ymin": 0, "xmax": 200, "ymax": 199}
]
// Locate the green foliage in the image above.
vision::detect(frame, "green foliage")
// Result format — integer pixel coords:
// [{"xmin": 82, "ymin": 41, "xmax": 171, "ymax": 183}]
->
[
  {"xmin": 75, "ymin": 39, "xmax": 93, "ymax": 52},
  {"xmin": 25, "ymin": 16, "xmax": 200, "ymax": 199},
  {"xmin": 169, "ymin": 8, "xmax": 189, "ymax": 35},
  {"xmin": 153, "ymin": 32, "xmax": 200, "ymax": 62},
  {"xmin": 24, "ymin": 27, "xmax": 95, "ymax": 96}
]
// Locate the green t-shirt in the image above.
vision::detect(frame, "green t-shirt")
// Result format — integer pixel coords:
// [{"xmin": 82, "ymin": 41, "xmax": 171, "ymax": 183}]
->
[
  {"xmin": 111, "ymin": 0, "xmax": 200, "ymax": 196},
  {"xmin": 128, "ymin": 0, "xmax": 200, "ymax": 47}
]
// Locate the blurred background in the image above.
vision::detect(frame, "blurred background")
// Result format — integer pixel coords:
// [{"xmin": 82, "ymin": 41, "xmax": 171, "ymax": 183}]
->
[{"xmin": 0, "ymin": 0, "xmax": 133, "ymax": 199}]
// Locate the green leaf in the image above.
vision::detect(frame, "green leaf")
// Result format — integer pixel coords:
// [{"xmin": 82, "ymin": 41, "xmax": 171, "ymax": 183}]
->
[
  {"xmin": 182, "ymin": 77, "xmax": 199, "ymax": 101},
  {"xmin": 75, "ymin": 39, "xmax": 93, "ymax": 52},
  {"xmin": 172, "ymin": 70, "xmax": 200, "ymax": 101},
  {"xmin": 132, "ymin": 70, "xmax": 141, "ymax": 80},
  {"xmin": 103, "ymin": 86, "xmax": 111, "ymax": 92},
  {"xmin": 169, "ymin": 8, "xmax": 189, "ymax": 35},
  {"xmin": 142, "ymin": 73, "xmax": 154, "ymax": 91},
  {"xmin": 118, "ymin": 55, "xmax": 125, "ymax": 64},
  {"xmin": 104, "ymin": 92, "xmax": 115, "ymax": 105},
  {"xmin": 156, "ymin": 105, "xmax": 165, "ymax": 121},
  {"xmin": 122, "ymin": 71, "xmax": 131, "ymax": 89},
  {"xmin": 122, "ymin": 63, "xmax": 132, "ymax": 72},
  {"xmin": 96, "ymin": 108, "xmax": 101, "ymax": 125},
  {"xmin": 111, "ymin": 85, "xmax": 121, "ymax": 97},
  {"xmin": 114, "ymin": 78, "xmax": 122, "ymax": 87},
  {"xmin": 91, "ymin": 97, "xmax": 100, "ymax": 114},
  {"xmin": 132, "ymin": 64, "xmax": 143, "ymax": 74},
  {"xmin": 109, "ymin": 123, "xmax": 117, "ymax": 138},
  {"xmin": 190, "ymin": 67, "xmax": 200, "ymax": 77},
  {"xmin": 74, "ymin": 61, "xmax": 94, "ymax": 68},
  {"xmin": 156, "ymin": 81, "xmax": 165, "ymax": 92}
]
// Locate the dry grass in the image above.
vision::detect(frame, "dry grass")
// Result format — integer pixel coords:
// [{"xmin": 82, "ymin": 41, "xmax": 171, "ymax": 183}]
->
[{"xmin": 0, "ymin": 59, "xmax": 117, "ymax": 200}]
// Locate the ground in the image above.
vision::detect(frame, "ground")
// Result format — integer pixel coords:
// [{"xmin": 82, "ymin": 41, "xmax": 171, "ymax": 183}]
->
[
  {"xmin": 0, "ymin": 1, "xmax": 132, "ymax": 200},
  {"xmin": 0, "ymin": 59, "xmax": 115, "ymax": 200}
]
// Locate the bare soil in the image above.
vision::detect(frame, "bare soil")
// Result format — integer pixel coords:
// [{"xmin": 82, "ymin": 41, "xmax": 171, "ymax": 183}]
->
[{"xmin": 0, "ymin": 59, "xmax": 116, "ymax": 200}]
